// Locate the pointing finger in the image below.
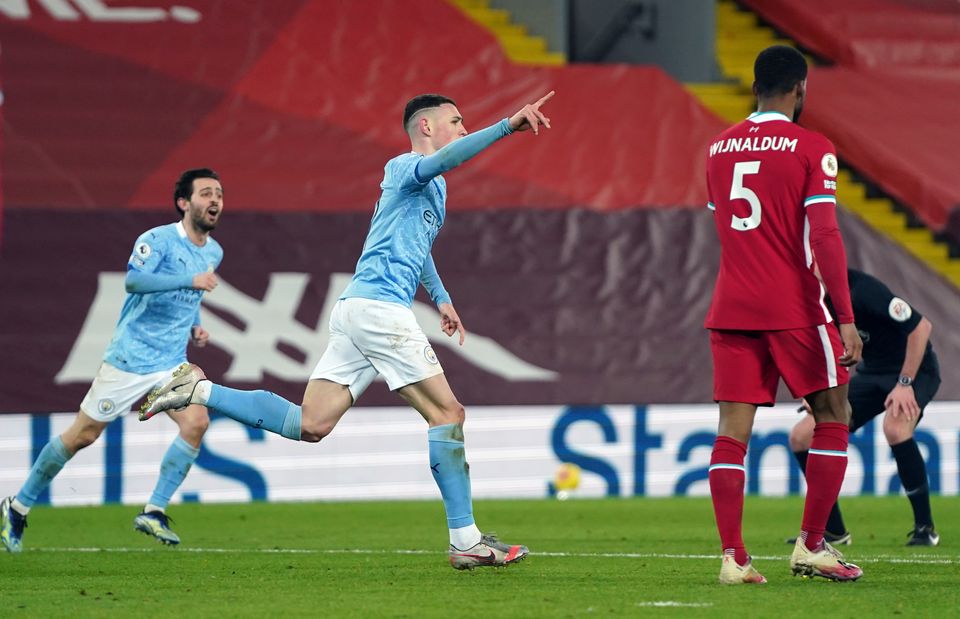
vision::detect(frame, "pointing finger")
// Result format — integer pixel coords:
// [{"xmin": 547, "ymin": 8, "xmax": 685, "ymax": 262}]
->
[{"xmin": 535, "ymin": 90, "xmax": 556, "ymax": 107}]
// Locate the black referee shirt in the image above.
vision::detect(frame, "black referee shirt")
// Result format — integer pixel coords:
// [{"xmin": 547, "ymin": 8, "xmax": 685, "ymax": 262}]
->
[{"xmin": 827, "ymin": 269, "xmax": 937, "ymax": 375}]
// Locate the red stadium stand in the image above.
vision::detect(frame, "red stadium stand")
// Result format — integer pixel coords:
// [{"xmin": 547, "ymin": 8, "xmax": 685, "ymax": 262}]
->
[
  {"xmin": 739, "ymin": 0, "xmax": 960, "ymax": 238},
  {"xmin": 0, "ymin": 0, "xmax": 726, "ymax": 213},
  {"xmin": 740, "ymin": 0, "xmax": 960, "ymax": 69}
]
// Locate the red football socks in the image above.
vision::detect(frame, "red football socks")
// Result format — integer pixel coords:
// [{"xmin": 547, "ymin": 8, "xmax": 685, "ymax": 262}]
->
[
  {"xmin": 800, "ymin": 422, "xmax": 849, "ymax": 550},
  {"xmin": 709, "ymin": 435, "xmax": 749, "ymax": 566}
]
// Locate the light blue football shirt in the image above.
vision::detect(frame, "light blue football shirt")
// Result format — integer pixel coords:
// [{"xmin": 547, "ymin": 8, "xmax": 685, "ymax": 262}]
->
[
  {"xmin": 341, "ymin": 118, "xmax": 513, "ymax": 308},
  {"xmin": 104, "ymin": 222, "xmax": 223, "ymax": 374}
]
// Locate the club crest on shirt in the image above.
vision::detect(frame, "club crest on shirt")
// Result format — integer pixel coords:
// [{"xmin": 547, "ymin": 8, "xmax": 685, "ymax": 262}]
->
[
  {"xmin": 423, "ymin": 346, "xmax": 439, "ymax": 365},
  {"xmin": 821, "ymin": 153, "xmax": 838, "ymax": 178},
  {"xmin": 888, "ymin": 297, "xmax": 912, "ymax": 322},
  {"xmin": 135, "ymin": 242, "xmax": 152, "ymax": 259}
]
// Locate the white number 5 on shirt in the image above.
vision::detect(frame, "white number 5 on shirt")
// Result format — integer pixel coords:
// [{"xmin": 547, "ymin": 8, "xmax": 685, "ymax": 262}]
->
[{"xmin": 730, "ymin": 160, "xmax": 762, "ymax": 231}]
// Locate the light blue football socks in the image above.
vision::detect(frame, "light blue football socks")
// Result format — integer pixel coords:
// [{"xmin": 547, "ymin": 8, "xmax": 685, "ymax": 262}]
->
[
  {"xmin": 206, "ymin": 385, "xmax": 302, "ymax": 440},
  {"xmin": 428, "ymin": 423, "xmax": 476, "ymax": 528},
  {"xmin": 16, "ymin": 435, "xmax": 72, "ymax": 512},
  {"xmin": 147, "ymin": 436, "xmax": 200, "ymax": 510}
]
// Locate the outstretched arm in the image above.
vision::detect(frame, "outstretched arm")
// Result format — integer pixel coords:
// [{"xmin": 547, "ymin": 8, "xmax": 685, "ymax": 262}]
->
[
  {"xmin": 415, "ymin": 90, "xmax": 555, "ymax": 183},
  {"xmin": 415, "ymin": 119, "xmax": 513, "ymax": 183}
]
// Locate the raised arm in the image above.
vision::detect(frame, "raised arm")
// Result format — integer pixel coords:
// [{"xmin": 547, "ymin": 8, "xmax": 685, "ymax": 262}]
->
[
  {"xmin": 414, "ymin": 90, "xmax": 555, "ymax": 183},
  {"xmin": 414, "ymin": 119, "xmax": 513, "ymax": 183}
]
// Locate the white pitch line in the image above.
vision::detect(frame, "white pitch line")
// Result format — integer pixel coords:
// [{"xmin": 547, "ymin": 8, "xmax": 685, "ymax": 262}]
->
[
  {"xmin": 636, "ymin": 602, "xmax": 713, "ymax": 608},
  {"xmin": 32, "ymin": 547, "xmax": 960, "ymax": 565}
]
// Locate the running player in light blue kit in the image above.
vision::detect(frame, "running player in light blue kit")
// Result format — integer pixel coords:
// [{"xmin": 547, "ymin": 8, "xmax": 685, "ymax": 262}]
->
[
  {"xmin": 139, "ymin": 92, "xmax": 555, "ymax": 569},
  {"xmin": 1, "ymin": 169, "xmax": 224, "ymax": 552}
]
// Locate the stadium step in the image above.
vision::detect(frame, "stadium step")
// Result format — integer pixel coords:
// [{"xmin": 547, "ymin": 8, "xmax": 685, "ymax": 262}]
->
[
  {"xmin": 692, "ymin": 0, "xmax": 960, "ymax": 290},
  {"xmin": 448, "ymin": 0, "xmax": 566, "ymax": 66},
  {"xmin": 839, "ymin": 172, "xmax": 960, "ymax": 284}
]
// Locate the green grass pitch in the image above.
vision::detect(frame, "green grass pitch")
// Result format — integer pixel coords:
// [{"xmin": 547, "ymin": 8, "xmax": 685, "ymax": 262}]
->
[{"xmin": 2, "ymin": 496, "xmax": 958, "ymax": 617}]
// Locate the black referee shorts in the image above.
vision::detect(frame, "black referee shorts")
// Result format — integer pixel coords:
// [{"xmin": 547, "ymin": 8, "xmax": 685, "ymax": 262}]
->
[{"xmin": 849, "ymin": 370, "xmax": 941, "ymax": 433}]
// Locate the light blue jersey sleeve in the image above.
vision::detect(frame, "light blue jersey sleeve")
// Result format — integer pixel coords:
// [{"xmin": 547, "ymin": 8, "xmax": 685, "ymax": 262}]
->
[
  {"xmin": 420, "ymin": 253, "xmax": 451, "ymax": 306},
  {"xmin": 411, "ymin": 118, "xmax": 513, "ymax": 186},
  {"xmin": 125, "ymin": 270, "xmax": 193, "ymax": 293}
]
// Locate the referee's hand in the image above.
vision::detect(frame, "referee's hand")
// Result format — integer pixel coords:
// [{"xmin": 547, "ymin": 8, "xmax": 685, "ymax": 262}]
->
[{"xmin": 885, "ymin": 385, "xmax": 921, "ymax": 422}]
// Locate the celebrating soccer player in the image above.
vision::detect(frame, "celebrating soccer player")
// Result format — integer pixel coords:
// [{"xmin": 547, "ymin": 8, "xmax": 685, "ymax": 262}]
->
[
  {"xmin": 1, "ymin": 169, "xmax": 224, "ymax": 552},
  {"xmin": 704, "ymin": 46, "xmax": 864, "ymax": 583},
  {"xmin": 138, "ymin": 91, "xmax": 555, "ymax": 569}
]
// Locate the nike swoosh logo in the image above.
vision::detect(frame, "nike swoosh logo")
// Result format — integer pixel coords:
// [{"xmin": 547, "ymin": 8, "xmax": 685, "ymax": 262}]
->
[{"xmin": 459, "ymin": 551, "xmax": 496, "ymax": 562}]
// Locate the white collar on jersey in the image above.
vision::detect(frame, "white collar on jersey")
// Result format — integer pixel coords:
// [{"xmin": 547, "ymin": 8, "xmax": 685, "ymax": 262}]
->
[
  {"xmin": 176, "ymin": 220, "xmax": 210, "ymax": 247},
  {"xmin": 747, "ymin": 111, "xmax": 792, "ymax": 123}
]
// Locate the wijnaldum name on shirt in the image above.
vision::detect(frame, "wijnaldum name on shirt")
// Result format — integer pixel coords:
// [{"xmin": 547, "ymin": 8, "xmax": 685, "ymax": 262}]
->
[{"xmin": 709, "ymin": 136, "xmax": 798, "ymax": 157}]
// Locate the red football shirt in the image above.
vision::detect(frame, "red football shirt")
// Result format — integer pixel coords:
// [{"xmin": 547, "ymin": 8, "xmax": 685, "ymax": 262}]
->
[{"xmin": 705, "ymin": 111, "xmax": 843, "ymax": 330}]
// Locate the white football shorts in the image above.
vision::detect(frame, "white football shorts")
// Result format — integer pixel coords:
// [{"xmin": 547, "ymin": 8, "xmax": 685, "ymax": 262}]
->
[
  {"xmin": 309, "ymin": 297, "xmax": 444, "ymax": 401},
  {"xmin": 80, "ymin": 362, "xmax": 184, "ymax": 422}
]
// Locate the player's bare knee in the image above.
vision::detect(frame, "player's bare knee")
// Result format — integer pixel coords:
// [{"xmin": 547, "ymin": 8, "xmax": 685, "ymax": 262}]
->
[
  {"xmin": 299, "ymin": 414, "xmax": 336, "ymax": 443},
  {"xmin": 437, "ymin": 401, "xmax": 465, "ymax": 426},
  {"xmin": 300, "ymin": 423, "xmax": 333, "ymax": 443},
  {"xmin": 788, "ymin": 428, "xmax": 807, "ymax": 452},
  {"xmin": 789, "ymin": 416, "xmax": 815, "ymax": 451},
  {"xmin": 882, "ymin": 416, "xmax": 914, "ymax": 445},
  {"xmin": 68, "ymin": 426, "xmax": 102, "ymax": 452}
]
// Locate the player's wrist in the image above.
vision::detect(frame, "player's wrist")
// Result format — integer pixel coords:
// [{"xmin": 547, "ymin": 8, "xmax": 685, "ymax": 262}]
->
[{"xmin": 897, "ymin": 374, "xmax": 914, "ymax": 387}]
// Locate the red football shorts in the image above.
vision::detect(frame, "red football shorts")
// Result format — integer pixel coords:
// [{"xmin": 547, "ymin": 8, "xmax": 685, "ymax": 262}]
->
[{"xmin": 710, "ymin": 325, "xmax": 849, "ymax": 405}]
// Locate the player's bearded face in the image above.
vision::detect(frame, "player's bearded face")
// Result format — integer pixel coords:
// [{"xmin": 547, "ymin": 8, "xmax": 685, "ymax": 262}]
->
[{"xmin": 188, "ymin": 179, "xmax": 223, "ymax": 232}]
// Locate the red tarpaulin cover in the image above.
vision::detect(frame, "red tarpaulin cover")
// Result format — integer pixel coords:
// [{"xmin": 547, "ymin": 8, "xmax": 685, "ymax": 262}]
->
[
  {"xmin": 0, "ymin": 0, "xmax": 726, "ymax": 213},
  {"xmin": 740, "ymin": 0, "xmax": 960, "ymax": 234}
]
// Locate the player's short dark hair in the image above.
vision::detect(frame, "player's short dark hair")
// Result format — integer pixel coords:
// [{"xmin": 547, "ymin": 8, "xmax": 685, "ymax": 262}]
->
[
  {"xmin": 403, "ymin": 94, "xmax": 457, "ymax": 131},
  {"xmin": 754, "ymin": 45, "xmax": 808, "ymax": 98},
  {"xmin": 174, "ymin": 168, "xmax": 220, "ymax": 215}
]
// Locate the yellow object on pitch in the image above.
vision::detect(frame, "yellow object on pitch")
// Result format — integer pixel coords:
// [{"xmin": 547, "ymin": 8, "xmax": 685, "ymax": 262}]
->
[{"xmin": 554, "ymin": 462, "xmax": 581, "ymax": 492}]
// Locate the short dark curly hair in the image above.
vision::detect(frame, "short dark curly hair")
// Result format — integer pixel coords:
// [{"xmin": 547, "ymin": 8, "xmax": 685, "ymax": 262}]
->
[{"xmin": 754, "ymin": 45, "xmax": 807, "ymax": 98}]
